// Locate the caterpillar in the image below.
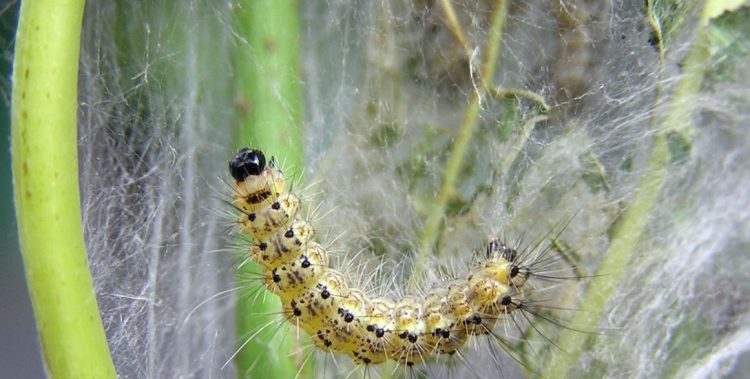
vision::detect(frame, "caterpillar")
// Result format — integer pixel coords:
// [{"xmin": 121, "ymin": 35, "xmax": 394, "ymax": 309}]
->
[{"xmin": 228, "ymin": 147, "xmax": 568, "ymax": 371}]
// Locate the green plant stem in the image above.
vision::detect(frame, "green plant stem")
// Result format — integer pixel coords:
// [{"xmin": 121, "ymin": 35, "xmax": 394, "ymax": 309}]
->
[
  {"xmin": 543, "ymin": 133, "xmax": 669, "ymax": 378},
  {"xmin": 439, "ymin": 0, "xmax": 469, "ymax": 52},
  {"xmin": 11, "ymin": 1, "xmax": 117, "ymax": 378},
  {"xmin": 232, "ymin": 1, "xmax": 305, "ymax": 378},
  {"xmin": 412, "ymin": 0, "xmax": 508, "ymax": 285},
  {"xmin": 542, "ymin": 3, "xmax": 719, "ymax": 377},
  {"xmin": 498, "ymin": 115, "xmax": 547, "ymax": 174},
  {"xmin": 646, "ymin": 0, "xmax": 666, "ymax": 71},
  {"xmin": 490, "ymin": 87, "xmax": 550, "ymax": 113},
  {"xmin": 234, "ymin": 0, "xmax": 303, "ymax": 164}
]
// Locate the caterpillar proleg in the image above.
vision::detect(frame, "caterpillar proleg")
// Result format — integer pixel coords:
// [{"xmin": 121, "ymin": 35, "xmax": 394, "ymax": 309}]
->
[{"xmin": 229, "ymin": 147, "xmax": 575, "ymax": 375}]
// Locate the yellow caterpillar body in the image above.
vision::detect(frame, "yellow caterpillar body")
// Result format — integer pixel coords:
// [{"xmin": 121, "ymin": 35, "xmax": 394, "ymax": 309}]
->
[{"xmin": 229, "ymin": 148, "xmax": 535, "ymax": 367}]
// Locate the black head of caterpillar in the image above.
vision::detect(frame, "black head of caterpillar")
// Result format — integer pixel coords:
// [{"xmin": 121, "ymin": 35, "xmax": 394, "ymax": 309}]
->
[
  {"xmin": 229, "ymin": 147, "xmax": 266, "ymax": 181},
  {"xmin": 230, "ymin": 148, "xmax": 287, "ymax": 213}
]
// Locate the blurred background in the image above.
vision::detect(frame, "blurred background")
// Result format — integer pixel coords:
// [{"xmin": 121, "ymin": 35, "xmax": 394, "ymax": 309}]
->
[{"xmin": 1, "ymin": 1, "xmax": 45, "ymax": 377}]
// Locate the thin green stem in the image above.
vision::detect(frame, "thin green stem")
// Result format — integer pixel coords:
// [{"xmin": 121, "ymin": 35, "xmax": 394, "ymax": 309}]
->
[
  {"xmin": 489, "ymin": 87, "xmax": 550, "ymax": 113},
  {"xmin": 412, "ymin": 0, "xmax": 508, "ymax": 285},
  {"xmin": 542, "ymin": 3, "xmax": 720, "ymax": 376},
  {"xmin": 232, "ymin": 1, "xmax": 306, "ymax": 378},
  {"xmin": 498, "ymin": 115, "xmax": 547, "ymax": 174},
  {"xmin": 11, "ymin": 1, "xmax": 117, "ymax": 378},
  {"xmin": 543, "ymin": 133, "xmax": 669, "ymax": 378},
  {"xmin": 646, "ymin": 0, "xmax": 666, "ymax": 71},
  {"xmin": 439, "ymin": 0, "xmax": 469, "ymax": 52}
]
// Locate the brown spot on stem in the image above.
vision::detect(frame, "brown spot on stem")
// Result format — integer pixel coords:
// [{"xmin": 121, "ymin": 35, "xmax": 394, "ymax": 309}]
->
[{"xmin": 264, "ymin": 36, "xmax": 276, "ymax": 52}]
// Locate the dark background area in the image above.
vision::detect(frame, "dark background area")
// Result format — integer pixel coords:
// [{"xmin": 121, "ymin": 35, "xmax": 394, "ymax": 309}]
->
[{"xmin": 1, "ymin": 1, "xmax": 47, "ymax": 377}]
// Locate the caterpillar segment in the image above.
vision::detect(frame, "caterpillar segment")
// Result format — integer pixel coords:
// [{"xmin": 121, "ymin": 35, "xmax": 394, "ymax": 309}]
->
[
  {"xmin": 229, "ymin": 148, "xmax": 537, "ymax": 367},
  {"xmin": 422, "ymin": 290, "xmax": 467, "ymax": 355}
]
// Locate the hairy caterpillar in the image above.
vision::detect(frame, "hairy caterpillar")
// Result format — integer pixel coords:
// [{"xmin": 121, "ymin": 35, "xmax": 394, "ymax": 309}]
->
[{"xmin": 229, "ymin": 147, "xmax": 570, "ymax": 372}]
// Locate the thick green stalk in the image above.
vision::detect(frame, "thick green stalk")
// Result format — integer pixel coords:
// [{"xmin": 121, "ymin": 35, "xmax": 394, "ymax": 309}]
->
[
  {"xmin": 11, "ymin": 1, "xmax": 116, "ymax": 378},
  {"xmin": 232, "ymin": 1, "xmax": 305, "ymax": 378},
  {"xmin": 234, "ymin": 0, "xmax": 303, "ymax": 164}
]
